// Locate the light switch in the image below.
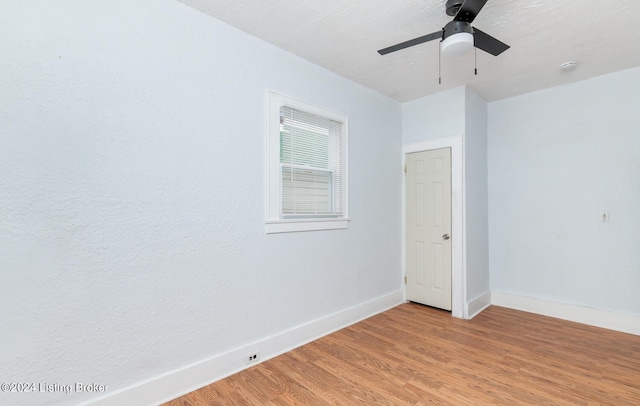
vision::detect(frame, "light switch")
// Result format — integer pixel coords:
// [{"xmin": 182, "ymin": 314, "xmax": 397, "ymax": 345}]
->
[{"xmin": 600, "ymin": 211, "xmax": 610, "ymax": 222}]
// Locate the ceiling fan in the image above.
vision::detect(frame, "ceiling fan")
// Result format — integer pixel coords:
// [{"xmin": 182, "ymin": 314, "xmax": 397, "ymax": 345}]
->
[{"xmin": 377, "ymin": 0, "xmax": 509, "ymax": 57}]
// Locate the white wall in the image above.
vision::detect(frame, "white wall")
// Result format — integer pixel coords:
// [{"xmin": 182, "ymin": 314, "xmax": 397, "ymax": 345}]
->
[
  {"xmin": 464, "ymin": 88, "xmax": 489, "ymax": 302},
  {"xmin": 0, "ymin": 1, "xmax": 402, "ymax": 405},
  {"xmin": 488, "ymin": 67, "xmax": 640, "ymax": 317},
  {"xmin": 402, "ymin": 86, "xmax": 465, "ymax": 144}
]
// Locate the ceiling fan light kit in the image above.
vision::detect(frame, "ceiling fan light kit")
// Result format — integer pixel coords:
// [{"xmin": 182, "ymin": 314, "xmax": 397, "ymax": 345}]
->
[{"xmin": 441, "ymin": 32, "xmax": 474, "ymax": 55}]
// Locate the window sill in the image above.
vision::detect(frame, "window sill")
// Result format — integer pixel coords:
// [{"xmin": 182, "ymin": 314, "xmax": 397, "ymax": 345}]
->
[{"xmin": 265, "ymin": 218, "xmax": 350, "ymax": 234}]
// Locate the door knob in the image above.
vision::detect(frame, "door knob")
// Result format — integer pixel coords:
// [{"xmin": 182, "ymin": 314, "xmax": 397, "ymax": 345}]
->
[{"xmin": 442, "ymin": 234, "xmax": 450, "ymax": 240}]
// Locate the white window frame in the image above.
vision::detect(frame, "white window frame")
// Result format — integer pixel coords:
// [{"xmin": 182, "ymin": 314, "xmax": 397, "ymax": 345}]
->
[{"xmin": 265, "ymin": 91, "xmax": 349, "ymax": 234}]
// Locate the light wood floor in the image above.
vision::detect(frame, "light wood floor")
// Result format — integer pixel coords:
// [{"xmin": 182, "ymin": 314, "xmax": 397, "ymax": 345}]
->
[{"xmin": 164, "ymin": 304, "xmax": 640, "ymax": 405}]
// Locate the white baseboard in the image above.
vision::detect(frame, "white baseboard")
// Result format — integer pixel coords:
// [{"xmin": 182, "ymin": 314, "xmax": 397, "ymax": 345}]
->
[
  {"xmin": 82, "ymin": 290, "xmax": 404, "ymax": 406},
  {"xmin": 491, "ymin": 291, "xmax": 640, "ymax": 336},
  {"xmin": 466, "ymin": 291, "xmax": 491, "ymax": 319}
]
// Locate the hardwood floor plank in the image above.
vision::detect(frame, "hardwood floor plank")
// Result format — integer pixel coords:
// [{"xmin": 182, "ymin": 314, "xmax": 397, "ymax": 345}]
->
[{"xmin": 163, "ymin": 304, "xmax": 640, "ymax": 405}]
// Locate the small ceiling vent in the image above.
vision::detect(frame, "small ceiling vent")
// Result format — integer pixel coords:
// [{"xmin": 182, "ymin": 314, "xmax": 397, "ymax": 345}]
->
[{"xmin": 559, "ymin": 61, "xmax": 578, "ymax": 71}]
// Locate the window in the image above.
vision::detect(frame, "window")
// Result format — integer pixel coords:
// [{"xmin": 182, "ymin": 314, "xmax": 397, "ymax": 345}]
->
[{"xmin": 266, "ymin": 92, "xmax": 348, "ymax": 233}]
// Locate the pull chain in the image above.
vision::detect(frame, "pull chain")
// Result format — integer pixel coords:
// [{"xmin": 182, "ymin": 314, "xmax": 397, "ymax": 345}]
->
[
  {"xmin": 438, "ymin": 41, "xmax": 442, "ymax": 85},
  {"xmin": 474, "ymin": 46, "xmax": 478, "ymax": 76}
]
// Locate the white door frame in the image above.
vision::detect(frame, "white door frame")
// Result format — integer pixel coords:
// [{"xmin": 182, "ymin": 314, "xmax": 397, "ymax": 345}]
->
[{"xmin": 402, "ymin": 135, "xmax": 466, "ymax": 319}]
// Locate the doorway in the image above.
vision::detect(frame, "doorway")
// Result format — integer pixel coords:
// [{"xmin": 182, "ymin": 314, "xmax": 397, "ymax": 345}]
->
[{"xmin": 402, "ymin": 136, "xmax": 465, "ymax": 318}]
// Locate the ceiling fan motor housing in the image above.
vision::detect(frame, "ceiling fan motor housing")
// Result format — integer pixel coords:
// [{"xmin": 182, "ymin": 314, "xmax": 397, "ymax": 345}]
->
[
  {"xmin": 445, "ymin": 0, "xmax": 464, "ymax": 16},
  {"xmin": 443, "ymin": 20, "xmax": 473, "ymax": 39}
]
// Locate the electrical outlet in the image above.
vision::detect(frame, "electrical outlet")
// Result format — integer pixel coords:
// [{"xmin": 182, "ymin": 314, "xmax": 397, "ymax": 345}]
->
[
  {"xmin": 246, "ymin": 352, "xmax": 260, "ymax": 364},
  {"xmin": 601, "ymin": 211, "xmax": 610, "ymax": 223}
]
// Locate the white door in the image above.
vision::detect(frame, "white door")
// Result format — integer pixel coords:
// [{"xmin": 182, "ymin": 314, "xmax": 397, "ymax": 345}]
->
[{"xmin": 405, "ymin": 148, "xmax": 452, "ymax": 310}]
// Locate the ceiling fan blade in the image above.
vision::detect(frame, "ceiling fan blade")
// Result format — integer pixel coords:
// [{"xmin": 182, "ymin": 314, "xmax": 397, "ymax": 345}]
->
[
  {"xmin": 473, "ymin": 27, "xmax": 509, "ymax": 56},
  {"xmin": 378, "ymin": 31, "xmax": 442, "ymax": 55},
  {"xmin": 454, "ymin": 0, "xmax": 488, "ymax": 23}
]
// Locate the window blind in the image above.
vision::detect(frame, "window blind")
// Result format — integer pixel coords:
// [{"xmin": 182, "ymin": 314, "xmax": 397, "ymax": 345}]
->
[{"xmin": 280, "ymin": 106, "xmax": 343, "ymax": 217}]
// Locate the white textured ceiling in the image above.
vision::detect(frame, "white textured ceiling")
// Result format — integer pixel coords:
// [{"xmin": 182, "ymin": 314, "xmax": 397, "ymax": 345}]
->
[{"xmin": 177, "ymin": 0, "xmax": 640, "ymax": 102}]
